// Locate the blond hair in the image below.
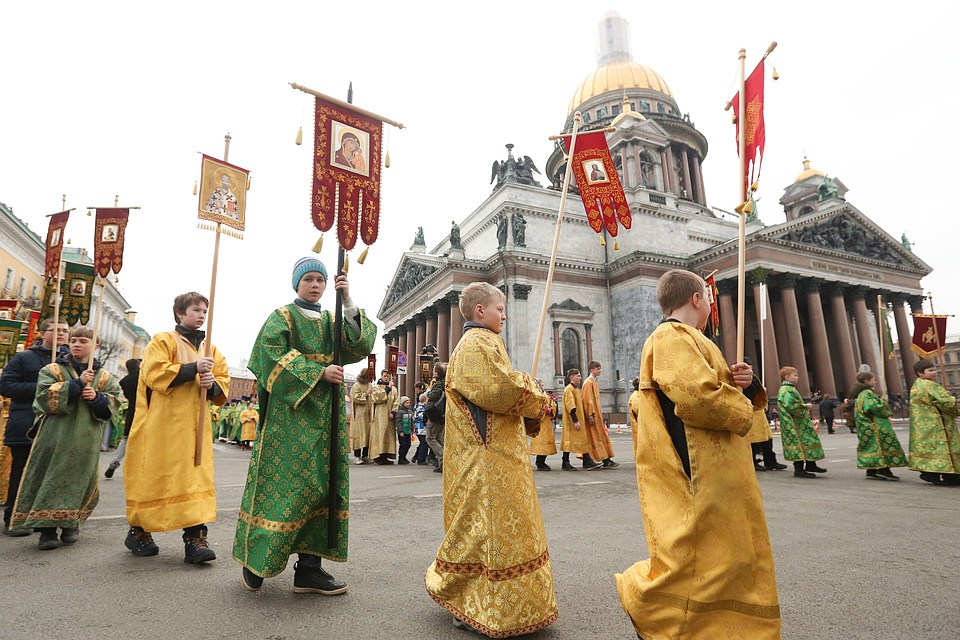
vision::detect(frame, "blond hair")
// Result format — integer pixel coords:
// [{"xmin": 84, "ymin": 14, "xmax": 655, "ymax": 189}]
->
[
  {"xmin": 70, "ymin": 326, "xmax": 96, "ymax": 340},
  {"xmin": 656, "ymin": 269, "xmax": 705, "ymax": 316},
  {"xmin": 459, "ymin": 282, "xmax": 504, "ymax": 321}
]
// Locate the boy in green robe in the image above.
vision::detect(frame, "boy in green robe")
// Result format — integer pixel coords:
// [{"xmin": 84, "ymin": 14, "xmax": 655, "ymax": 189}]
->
[
  {"xmin": 11, "ymin": 327, "xmax": 119, "ymax": 549},
  {"xmin": 909, "ymin": 359, "xmax": 960, "ymax": 485},
  {"xmin": 777, "ymin": 366, "xmax": 826, "ymax": 479},
  {"xmin": 234, "ymin": 257, "xmax": 376, "ymax": 593},
  {"xmin": 852, "ymin": 370, "xmax": 907, "ymax": 480}
]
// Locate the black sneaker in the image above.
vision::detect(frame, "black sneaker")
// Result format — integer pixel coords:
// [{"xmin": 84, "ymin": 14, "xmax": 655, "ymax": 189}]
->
[
  {"xmin": 397, "ymin": 458, "xmax": 409, "ymax": 465},
  {"xmin": 104, "ymin": 460, "xmax": 120, "ymax": 479},
  {"xmin": 60, "ymin": 528, "xmax": 80, "ymax": 544},
  {"xmin": 434, "ymin": 465, "xmax": 443, "ymax": 474},
  {"xmin": 536, "ymin": 464, "xmax": 551, "ymax": 471},
  {"xmin": 877, "ymin": 468, "xmax": 900, "ymax": 481},
  {"xmin": 3, "ymin": 525, "xmax": 31, "ymax": 537},
  {"xmin": 242, "ymin": 567, "xmax": 264, "ymax": 591},
  {"xmin": 919, "ymin": 472, "xmax": 944, "ymax": 485},
  {"xmin": 754, "ymin": 461, "xmax": 768, "ymax": 472},
  {"xmin": 293, "ymin": 561, "xmax": 348, "ymax": 595},
  {"xmin": 806, "ymin": 464, "xmax": 828, "ymax": 473},
  {"xmin": 125, "ymin": 526, "xmax": 159, "ymax": 556},
  {"xmin": 583, "ymin": 461, "xmax": 602, "ymax": 470},
  {"xmin": 765, "ymin": 462, "xmax": 788, "ymax": 471},
  {"xmin": 794, "ymin": 469, "xmax": 817, "ymax": 479},
  {"xmin": 602, "ymin": 460, "xmax": 620, "ymax": 469},
  {"xmin": 38, "ymin": 528, "xmax": 61, "ymax": 550},
  {"xmin": 561, "ymin": 462, "xmax": 577, "ymax": 471},
  {"xmin": 183, "ymin": 526, "xmax": 216, "ymax": 564}
]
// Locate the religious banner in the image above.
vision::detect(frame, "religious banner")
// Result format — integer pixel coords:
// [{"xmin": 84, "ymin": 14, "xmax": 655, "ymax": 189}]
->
[
  {"xmin": 23, "ymin": 310, "xmax": 41, "ymax": 348},
  {"xmin": 198, "ymin": 154, "xmax": 250, "ymax": 233},
  {"xmin": 387, "ymin": 344, "xmax": 399, "ymax": 376},
  {"xmin": 911, "ymin": 314, "xmax": 948, "ymax": 358},
  {"xmin": 704, "ymin": 273, "xmax": 720, "ymax": 339},
  {"xmin": 0, "ymin": 300, "xmax": 17, "ymax": 320},
  {"xmin": 367, "ymin": 354, "xmax": 377, "ymax": 384},
  {"xmin": 44, "ymin": 210, "xmax": 70, "ymax": 280},
  {"xmin": 731, "ymin": 59, "xmax": 766, "ymax": 194},
  {"xmin": 311, "ymin": 96, "xmax": 384, "ymax": 250},
  {"xmin": 560, "ymin": 131, "xmax": 631, "ymax": 242},
  {"xmin": 42, "ymin": 262, "xmax": 96, "ymax": 325},
  {"xmin": 0, "ymin": 319, "xmax": 23, "ymax": 368},
  {"xmin": 93, "ymin": 208, "xmax": 131, "ymax": 277}
]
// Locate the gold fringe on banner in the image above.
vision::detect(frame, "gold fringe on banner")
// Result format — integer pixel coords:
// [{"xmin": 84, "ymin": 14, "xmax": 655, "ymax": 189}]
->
[
  {"xmin": 312, "ymin": 234, "xmax": 323, "ymax": 254},
  {"xmin": 613, "ymin": 238, "xmax": 620, "ymax": 250},
  {"xmin": 295, "ymin": 126, "xmax": 303, "ymax": 146},
  {"xmin": 193, "ymin": 181, "xmax": 198, "ymax": 196},
  {"xmin": 342, "ymin": 253, "xmax": 350, "ymax": 274},
  {"xmin": 384, "ymin": 150, "xmax": 391, "ymax": 168},
  {"xmin": 599, "ymin": 236, "xmax": 606, "ymax": 247},
  {"xmin": 357, "ymin": 246, "xmax": 369, "ymax": 264}
]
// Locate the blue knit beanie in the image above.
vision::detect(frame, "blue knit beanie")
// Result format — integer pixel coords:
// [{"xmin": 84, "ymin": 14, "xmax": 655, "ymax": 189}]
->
[{"xmin": 292, "ymin": 257, "xmax": 328, "ymax": 291}]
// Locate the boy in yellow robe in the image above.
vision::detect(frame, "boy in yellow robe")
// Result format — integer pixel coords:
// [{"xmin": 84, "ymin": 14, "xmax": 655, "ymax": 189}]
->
[
  {"xmin": 239, "ymin": 399, "xmax": 259, "ymax": 450},
  {"xmin": 581, "ymin": 360, "xmax": 618, "ymax": 469},
  {"xmin": 123, "ymin": 292, "xmax": 229, "ymax": 561},
  {"xmin": 528, "ymin": 386, "xmax": 558, "ymax": 471},
  {"xmin": 560, "ymin": 368, "xmax": 591, "ymax": 470},
  {"xmin": 425, "ymin": 282, "xmax": 558, "ymax": 637},
  {"xmin": 616, "ymin": 269, "xmax": 780, "ymax": 639}
]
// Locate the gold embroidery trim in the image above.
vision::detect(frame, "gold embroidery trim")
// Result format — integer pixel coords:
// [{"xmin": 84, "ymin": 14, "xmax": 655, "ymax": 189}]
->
[
  {"xmin": 238, "ymin": 505, "xmax": 349, "ymax": 533},
  {"xmin": 11, "ymin": 507, "xmax": 94, "ymax": 525},
  {"xmin": 47, "ymin": 381, "xmax": 66, "ymax": 413},
  {"xmin": 304, "ymin": 353, "xmax": 333, "ymax": 365},
  {"xmin": 427, "ymin": 591, "xmax": 558, "ymax": 639},
  {"xmin": 433, "ymin": 549, "xmax": 550, "ymax": 582},
  {"xmin": 266, "ymin": 349, "xmax": 302, "ymax": 393},
  {"xmin": 94, "ymin": 369, "xmax": 111, "ymax": 391},
  {"xmin": 632, "ymin": 587, "xmax": 781, "ymax": 619},
  {"xmin": 126, "ymin": 490, "xmax": 216, "ymax": 510}
]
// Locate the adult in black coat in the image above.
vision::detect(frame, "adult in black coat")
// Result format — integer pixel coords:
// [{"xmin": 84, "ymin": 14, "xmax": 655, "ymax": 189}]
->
[
  {"xmin": 105, "ymin": 358, "xmax": 141, "ymax": 478},
  {"xmin": 0, "ymin": 318, "xmax": 68, "ymax": 534}
]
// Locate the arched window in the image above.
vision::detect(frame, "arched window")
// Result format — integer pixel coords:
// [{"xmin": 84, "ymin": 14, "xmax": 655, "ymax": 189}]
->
[{"xmin": 561, "ymin": 328, "xmax": 581, "ymax": 374}]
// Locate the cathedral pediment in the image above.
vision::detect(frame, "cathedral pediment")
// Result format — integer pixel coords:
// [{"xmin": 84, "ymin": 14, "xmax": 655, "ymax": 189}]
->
[
  {"xmin": 382, "ymin": 255, "xmax": 441, "ymax": 311},
  {"xmin": 759, "ymin": 205, "xmax": 931, "ymax": 274}
]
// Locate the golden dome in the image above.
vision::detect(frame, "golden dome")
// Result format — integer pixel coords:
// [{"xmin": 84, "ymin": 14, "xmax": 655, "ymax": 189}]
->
[
  {"xmin": 794, "ymin": 156, "xmax": 825, "ymax": 183},
  {"xmin": 569, "ymin": 60, "xmax": 673, "ymax": 114}
]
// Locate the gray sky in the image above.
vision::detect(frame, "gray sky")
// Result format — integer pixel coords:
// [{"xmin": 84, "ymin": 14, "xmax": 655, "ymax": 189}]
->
[{"xmin": 1, "ymin": 2, "xmax": 955, "ymax": 372}]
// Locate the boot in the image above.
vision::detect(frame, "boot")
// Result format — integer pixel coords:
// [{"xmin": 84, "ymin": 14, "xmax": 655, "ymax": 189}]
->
[
  {"xmin": 3, "ymin": 523, "xmax": 31, "ymax": 537},
  {"xmin": 535, "ymin": 455, "xmax": 551, "ymax": 471},
  {"xmin": 293, "ymin": 555, "xmax": 348, "ymax": 595},
  {"xmin": 125, "ymin": 526, "xmax": 160, "ymax": 556},
  {"xmin": 602, "ymin": 458, "xmax": 620, "ymax": 469},
  {"xmin": 919, "ymin": 472, "xmax": 944, "ymax": 485},
  {"xmin": 60, "ymin": 527, "xmax": 80, "ymax": 544},
  {"xmin": 561, "ymin": 453, "xmax": 576, "ymax": 470},
  {"xmin": 877, "ymin": 467, "xmax": 900, "ymax": 481},
  {"xmin": 865, "ymin": 469, "xmax": 886, "ymax": 480},
  {"xmin": 582, "ymin": 453, "xmax": 601, "ymax": 470},
  {"xmin": 242, "ymin": 566, "xmax": 264, "ymax": 591},
  {"xmin": 182, "ymin": 525, "xmax": 216, "ymax": 563},
  {"xmin": 104, "ymin": 459, "xmax": 120, "ymax": 478},
  {"xmin": 761, "ymin": 440, "xmax": 788, "ymax": 470},
  {"xmin": 805, "ymin": 461, "xmax": 827, "ymax": 473},
  {"xmin": 793, "ymin": 461, "xmax": 816, "ymax": 479},
  {"xmin": 37, "ymin": 527, "xmax": 61, "ymax": 550},
  {"xmin": 942, "ymin": 474, "xmax": 960, "ymax": 486}
]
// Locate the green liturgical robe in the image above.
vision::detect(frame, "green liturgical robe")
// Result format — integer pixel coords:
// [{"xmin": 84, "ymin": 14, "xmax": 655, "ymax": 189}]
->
[
  {"xmin": 233, "ymin": 303, "xmax": 376, "ymax": 578},
  {"xmin": 12, "ymin": 362, "xmax": 119, "ymax": 530},
  {"xmin": 909, "ymin": 378, "xmax": 960, "ymax": 474},
  {"xmin": 777, "ymin": 381, "xmax": 824, "ymax": 461},
  {"xmin": 854, "ymin": 388, "xmax": 907, "ymax": 469}
]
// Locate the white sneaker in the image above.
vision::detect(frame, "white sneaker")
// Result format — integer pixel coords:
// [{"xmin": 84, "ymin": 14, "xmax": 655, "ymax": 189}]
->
[{"xmin": 353, "ymin": 458, "xmax": 364, "ymax": 465}]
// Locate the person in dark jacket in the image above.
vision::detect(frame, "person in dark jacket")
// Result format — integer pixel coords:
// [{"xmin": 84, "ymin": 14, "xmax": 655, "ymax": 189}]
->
[
  {"xmin": 0, "ymin": 318, "xmax": 68, "ymax": 535},
  {"xmin": 105, "ymin": 358, "xmax": 141, "ymax": 478},
  {"xmin": 818, "ymin": 393, "xmax": 840, "ymax": 434},
  {"xmin": 394, "ymin": 396, "xmax": 413, "ymax": 464}
]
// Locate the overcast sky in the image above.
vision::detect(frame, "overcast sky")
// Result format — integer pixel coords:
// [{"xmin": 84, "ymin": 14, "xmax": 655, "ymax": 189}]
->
[{"xmin": 1, "ymin": 2, "xmax": 955, "ymax": 371}]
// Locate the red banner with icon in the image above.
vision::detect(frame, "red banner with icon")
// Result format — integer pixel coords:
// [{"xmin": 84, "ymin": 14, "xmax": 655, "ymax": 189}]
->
[
  {"xmin": 560, "ymin": 131, "xmax": 631, "ymax": 238},
  {"xmin": 93, "ymin": 208, "xmax": 130, "ymax": 278},
  {"xmin": 44, "ymin": 210, "xmax": 70, "ymax": 280}
]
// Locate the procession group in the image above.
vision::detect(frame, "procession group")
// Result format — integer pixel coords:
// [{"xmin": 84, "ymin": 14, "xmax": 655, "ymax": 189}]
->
[{"xmin": 2, "ymin": 262, "xmax": 957, "ymax": 639}]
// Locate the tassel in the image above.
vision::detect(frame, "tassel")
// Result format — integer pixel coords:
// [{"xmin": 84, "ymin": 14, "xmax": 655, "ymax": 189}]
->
[
  {"xmin": 357, "ymin": 246, "xmax": 369, "ymax": 264},
  {"xmin": 750, "ymin": 180, "xmax": 759, "ymax": 192},
  {"xmin": 86, "ymin": 209, "xmax": 92, "ymax": 217},
  {"xmin": 342, "ymin": 253, "xmax": 350, "ymax": 274},
  {"xmin": 613, "ymin": 238, "xmax": 620, "ymax": 250},
  {"xmin": 772, "ymin": 67, "xmax": 780, "ymax": 81},
  {"xmin": 731, "ymin": 114, "xmax": 737, "ymax": 125},
  {"xmin": 193, "ymin": 181, "xmax": 198, "ymax": 196},
  {"xmin": 599, "ymin": 235, "xmax": 606, "ymax": 246},
  {"xmin": 384, "ymin": 150, "xmax": 391, "ymax": 168},
  {"xmin": 742, "ymin": 199, "xmax": 754, "ymax": 215},
  {"xmin": 312, "ymin": 234, "xmax": 323, "ymax": 253},
  {"xmin": 295, "ymin": 126, "xmax": 303, "ymax": 146}
]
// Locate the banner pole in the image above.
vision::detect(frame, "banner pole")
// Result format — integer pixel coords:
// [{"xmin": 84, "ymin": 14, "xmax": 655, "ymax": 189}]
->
[
  {"xmin": 87, "ymin": 278, "xmax": 108, "ymax": 370},
  {"xmin": 928, "ymin": 293, "xmax": 945, "ymax": 387},
  {"xmin": 531, "ymin": 112, "xmax": 582, "ymax": 378},
  {"xmin": 735, "ymin": 47, "xmax": 747, "ymax": 364},
  {"xmin": 876, "ymin": 294, "xmax": 886, "ymax": 398}
]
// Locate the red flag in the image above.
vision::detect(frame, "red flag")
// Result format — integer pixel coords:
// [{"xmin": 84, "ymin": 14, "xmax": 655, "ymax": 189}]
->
[
  {"xmin": 911, "ymin": 314, "xmax": 948, "ymax": 358},
  {"xmin": 24, "ymin": 309, "xmax": 41, "ymax": 347},
  {"xmin": 311, "ymin": 97, "xmax": 384, "ymax": 250},
  {"xmin": 0, "ymin": 300, "xmax": 16, "ymax": 319},
  {"xmin": 44, "ymin": 210, "xmax": 70, "ymax": 280},
  {"xmin": 560, "ymin": 131, "xmax": 631, "ymax": 239},
  {"xmin": 731, "ymin": 59, "xmax": 766, "ymax": 193},
  {"xmin": 93, "ymin": 208, "xmax": 130, "ymax": 278}
]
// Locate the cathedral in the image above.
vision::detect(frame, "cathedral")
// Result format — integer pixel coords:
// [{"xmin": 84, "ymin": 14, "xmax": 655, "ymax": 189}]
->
[{"xmin": 377, "ymin": 12, "xmax": 931, "ymax": 420}]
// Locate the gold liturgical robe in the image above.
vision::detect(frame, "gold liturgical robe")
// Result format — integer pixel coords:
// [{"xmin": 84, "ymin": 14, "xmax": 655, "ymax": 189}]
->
[
  {"xmin": 616, "ymin": 322, "xmax": 780, "ymax": 639},
  {"xmin": 560, "ymin": 383, "xmax": 590, "ymax": 454},
  {"xmin": 581, "ymin": 376, "xmax": 614, "ymax": 460},
  {"xmin": 425, "ymin": 326, "xmax": 557, "ymax": 637},
  {"xmin": 529, "ymin": 395, "xmax": 558, "ymax": 456},
  {"xmin": 747, "ymin": 401, "xmax": 773, "ymax": 444},
  {"xmin": 369, "ymin": 383, "xmax": 398, "ymax": 458},
  {"xmin": 124, "ymin": 331, "xmax": 229, "ymax": 532},
  {"xmin": 349, "ymin": 381, "xmax": 373, "ymax": 450}
]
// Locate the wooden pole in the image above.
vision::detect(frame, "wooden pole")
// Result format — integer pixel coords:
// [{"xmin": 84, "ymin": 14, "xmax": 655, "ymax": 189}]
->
[
  {"xmin": 876, "ymin": 294, "xmax": 886, "ymax": 398},
  {"xmin": 327, "ymin": 245, "xmax": 346, "ymax": 548},
  {"xmin": 736, "ymin": 48, "xmax": 747, "ymax": 364},
  {"xmin": 289, "ymin": 83, "xmax": 405, "ymax": 130},
  {"xmin": 531, "ymin": 112, "xmax": 582, "ymax": 378},
  {"xmin": 194, "ymin": 133, "xmax": 230, "ymax": 466},
  {"xmin": 50, "ymin": 263, "xmax": 64, "ymax": 365},
  {"xmin": 87, "ymin": 279, "xmax": 107, "ymax": 370}
]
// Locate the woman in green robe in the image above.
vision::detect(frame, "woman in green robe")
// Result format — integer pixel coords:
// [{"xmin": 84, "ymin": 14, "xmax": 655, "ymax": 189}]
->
[
  {"xmin": 777, "ymin": 366, "xmax": 826, "ymax": 478},
  {"xmin": 909, "ymin": 359, "xmax": 960, "ymax": 485},
  {"xmin": 233, "ymin": 257, "xmax": 376, "ymax": 594},
  {"xmin": 853, "ymin": 371, "xmax": 907, "ymax": 480},
  {"xmin": 11, "ymin": 327, "xmax": 119, "ymax": 549}
]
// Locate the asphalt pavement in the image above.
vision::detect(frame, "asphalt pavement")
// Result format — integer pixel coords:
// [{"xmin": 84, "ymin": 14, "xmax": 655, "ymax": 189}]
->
[{"xmin": 1, "ymin": 423, "xmax": 958, "ymax": 639}]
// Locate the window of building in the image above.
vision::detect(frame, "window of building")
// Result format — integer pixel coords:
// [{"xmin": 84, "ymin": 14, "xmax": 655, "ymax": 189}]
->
[
  {"xmin": 640, "ymin": 100, "xmax": 650, "ymax": 112},
  {"xmin": 597, "ymin": 105, "xmax": 608, "ymax": 119},
  {"xmin": 657, "ymin": 103, "xmax": 665, "ymax": 113},
  {"xmin": 31, "ymin": 284, "xmax": 40, "ymax": 299},
  {"xmin": 949, "ymin": 372, "xmax": 957, "ymax": 386},
  {"xmin": 944, "ymin": 352, "xmax": 952, "ymax": 363},
  {"xmin": 4, "ymin": 268, "xmax": 13, "ymax": 291},
  {"xmin": 561, "ymin": 328, "xmax": 582, "ymax": 375},
  {"xmin": 17, "ymin": 277, "xmax": 26, "ymax": 298},
  {"xmin": 611, "ymin": 104, "xmax": 621, "ymax": 116}
]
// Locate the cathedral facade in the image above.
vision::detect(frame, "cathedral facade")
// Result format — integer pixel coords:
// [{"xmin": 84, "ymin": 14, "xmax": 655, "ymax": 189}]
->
[{"xmin": 377, "ymin": 12, "xmax": 930, "ymax": 419}]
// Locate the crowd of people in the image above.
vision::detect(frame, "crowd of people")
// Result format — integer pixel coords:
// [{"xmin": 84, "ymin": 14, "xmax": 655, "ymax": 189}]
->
[{"xmin": 1, "ymin": 264, "xmax": 957, "ymax": 639}]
